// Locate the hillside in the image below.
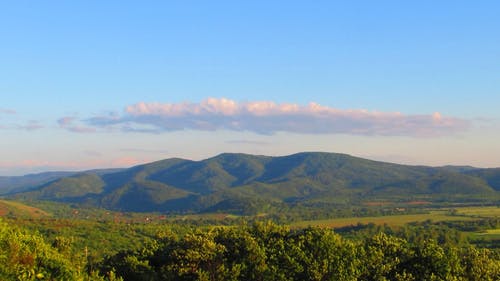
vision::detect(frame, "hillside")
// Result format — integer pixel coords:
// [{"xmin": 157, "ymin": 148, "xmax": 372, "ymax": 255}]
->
[
  {"xmin": 0, "ymin": 199, "xmax": 50, "ymax": 218},
  {"xmin": 5, "ymin": 152, "xmax": 500, "ymax": 213}
]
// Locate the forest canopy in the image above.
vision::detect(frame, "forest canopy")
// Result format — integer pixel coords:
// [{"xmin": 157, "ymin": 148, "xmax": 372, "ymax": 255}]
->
[{"xmin": 1, "ymin": 218, "xmax": 498, "ymax": 281}]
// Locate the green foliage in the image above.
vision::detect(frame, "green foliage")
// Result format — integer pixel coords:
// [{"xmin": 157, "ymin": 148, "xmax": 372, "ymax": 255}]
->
[
  {"xmin": 95, "ymin": 221, "xmax": 500, "ymax": 281},
  {"xmin": 0, "ymin": 219, "xmax": 124, "ymax": 280},
  {"xmin": 361, "ymin": 233, "xmax": 409, "ymax": 280},
  {"xmin": 1, "ymin": 215, "xmax": 499, "ymax": 281},
  {"xmin": 0, "ymin": 219, "xmax": 76, "ymax": 280},
  {"xmin": 461, "ymin": 247, "xmax": 500, "ymax": 281}
]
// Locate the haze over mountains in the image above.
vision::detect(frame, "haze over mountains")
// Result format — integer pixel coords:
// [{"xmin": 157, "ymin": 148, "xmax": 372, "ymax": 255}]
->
[{"xmin": 1, "ymin": 152, "xmax": 499, "ymax": 214}]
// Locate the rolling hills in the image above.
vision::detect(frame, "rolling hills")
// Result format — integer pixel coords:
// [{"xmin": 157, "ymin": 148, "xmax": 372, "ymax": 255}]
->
[{"xmin": 2, "ymin": 152, "xmax": 499, "ymax": 213}]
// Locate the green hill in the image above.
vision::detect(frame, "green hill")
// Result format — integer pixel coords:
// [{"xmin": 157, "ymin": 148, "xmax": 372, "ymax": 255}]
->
[{"xmin": 5, "ymin": 152, "xmax": 500, "ymax": 213}]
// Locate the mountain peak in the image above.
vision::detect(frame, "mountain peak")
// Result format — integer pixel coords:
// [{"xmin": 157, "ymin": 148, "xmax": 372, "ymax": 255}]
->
[{"xmin": 5, "ymin": 152, "xmax": 499, "ymax": 213}]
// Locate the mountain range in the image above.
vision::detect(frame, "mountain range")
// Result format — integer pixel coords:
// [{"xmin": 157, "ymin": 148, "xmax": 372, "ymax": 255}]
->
[{"xmin": 1, "ymin": 152, "xmax": 499, "ymax": 213}]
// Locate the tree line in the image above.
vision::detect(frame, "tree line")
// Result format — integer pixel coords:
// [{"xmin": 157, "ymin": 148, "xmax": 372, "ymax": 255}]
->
[{"xmin": 1, "ymin": 218, "xmax": 499, "ymax": 280}]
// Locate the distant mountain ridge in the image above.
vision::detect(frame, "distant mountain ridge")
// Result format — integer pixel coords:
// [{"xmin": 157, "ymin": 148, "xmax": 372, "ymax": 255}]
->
[
  {"xmin": 0, "ymin": 171, "xmax": 77, "ymax": 195},
  {"xmin": 3, "ymin": 152, "xmax": 500, "ymax": 213},
  {"xmin": 0, "ymin": 169, "xmax": 124, "ymax": 195}
]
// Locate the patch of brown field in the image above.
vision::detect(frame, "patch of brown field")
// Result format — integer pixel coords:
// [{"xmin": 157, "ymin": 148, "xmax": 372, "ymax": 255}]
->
[
  {"xmin": 0, "ymin": 204, "xmax": 8, "ymax": 216},
  {"xmin": 14, "ymin": 205, "xmax": 50, "ymax": 218},
  {"xmin": 0, "ymin": 200, "xmax": 50, "ymax": 218},
  {"xmin": 363, "ymin": 201, "xmax": 392, "ymax": 206},
  {"xmin": 209, "ymin": 213, "xmax": 229, "ymax": 220},
  {"xmin": 180, "ymin": 213, "xmax": 236, "ymax": 220},
  {"xmin": 176, "ymin": 213, "xmax": 240, "ymax": 221},
  {"xmin": 208, "ymin": 213, "xmax": 233, "ymax": 220}
]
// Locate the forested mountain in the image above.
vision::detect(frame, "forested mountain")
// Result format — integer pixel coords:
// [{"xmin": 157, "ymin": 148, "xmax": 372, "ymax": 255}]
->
[
  {"xmin": 3, "ymin": 152, "xmax": 500, "ymax": 213},
  {"xmin": 0, "ymin": 171, "xmax": 77, "ymax": 195}
]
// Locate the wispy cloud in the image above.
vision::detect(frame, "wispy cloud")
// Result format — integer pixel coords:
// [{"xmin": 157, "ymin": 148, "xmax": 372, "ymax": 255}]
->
[
  {"xmin": 120, "ymin": 148, "xmax": 170, "ymax": 154},
  {"xmin": 226, "ymin": 140, "xmax": 271, "ymax": 145},
  {"xmin": 110, "ymin": 157, "xmax": 147, "ymax": 167},
  {"xmin": 0, "ymin": 108, "xmax": 16, "ymax": 114},
  {"xmin": 58, "ymin": 116, "xmax": 96, "ymax": 133},
  {"xmin": 0, "ymin": 108, "xmax": 16, "ymax": 130},
  {"xmin": 84, "ymin": 150, "xmax": 103, "ymax": 157},
  {"xmin": 17, "ymin": 120, "xmax": 44, "ymax": 131},
  {"xmin": 75, "ymin": 98, "xmax": 469, "ymax": 137},
  {"xmin": 0, "ymin": 156, "xmax": 150, "ymax": 176},
  {"xmin": 0, "ymin": 109, "xmax": 46, "ymax": 131},
  {"xmin": 360, "ymin": 154, "xmax": 419, "ymax": 165}
]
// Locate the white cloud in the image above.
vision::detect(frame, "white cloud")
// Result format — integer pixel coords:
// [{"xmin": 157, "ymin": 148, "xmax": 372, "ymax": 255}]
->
[{"xmin": 81, "ymin": 98, "xmax": 470, "ymax": 137}]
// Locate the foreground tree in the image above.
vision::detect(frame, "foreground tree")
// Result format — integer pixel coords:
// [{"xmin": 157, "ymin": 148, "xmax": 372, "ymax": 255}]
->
[{"xmin": 0, "ymin": 219, "xmax": 120, "ymax": 281}]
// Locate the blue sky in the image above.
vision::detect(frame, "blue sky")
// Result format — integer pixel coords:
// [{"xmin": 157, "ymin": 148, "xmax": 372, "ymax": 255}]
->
[{"xmin": 1, "ymin": 1, "xmax": 499, "ymax": 175}]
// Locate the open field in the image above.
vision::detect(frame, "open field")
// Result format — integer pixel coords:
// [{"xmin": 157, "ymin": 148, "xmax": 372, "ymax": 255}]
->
[
  {"xmin": 453, "ymin": 206, "xmax": 500, "ymax": 218},
  {"xmin": 470, "ymin": 228, "xmax": 500, "ymax": 247},
  {"xmin": 473, "ymin": 229, "xmax": 500, "ymax": 238},
  {"xmin": 291, "ymin": 207, "xmax": 488, "ymax": 228},
  {"xmin": 485, "ymin": 229, "xmax": 500, "ymax": 234}
]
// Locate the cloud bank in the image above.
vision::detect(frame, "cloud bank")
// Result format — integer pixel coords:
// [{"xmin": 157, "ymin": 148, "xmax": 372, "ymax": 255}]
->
[{"xmin": 79, "ymin": 98, "xmax": 468, "ymax": 137}]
